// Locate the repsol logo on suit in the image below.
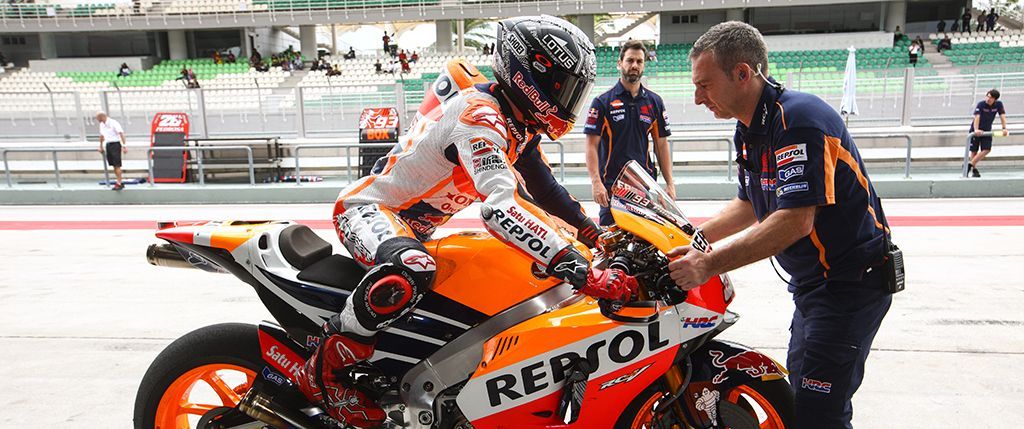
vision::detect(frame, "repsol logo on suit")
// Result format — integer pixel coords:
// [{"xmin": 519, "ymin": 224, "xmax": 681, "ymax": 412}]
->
[{"xmin": 485, "ymin": 321, "xmax": 670, "ymax": 407}]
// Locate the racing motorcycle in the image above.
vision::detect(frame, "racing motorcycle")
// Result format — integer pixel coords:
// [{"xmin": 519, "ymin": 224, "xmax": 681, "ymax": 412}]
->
[{"xmin": 134, "ymin": 161, "xmax": 795, "ymax": 429}]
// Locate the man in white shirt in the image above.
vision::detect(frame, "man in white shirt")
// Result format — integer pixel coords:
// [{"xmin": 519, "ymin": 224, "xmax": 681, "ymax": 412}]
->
[{"xmin": 96, "ymin": 111, "xmax": 127, "ymax": 190}]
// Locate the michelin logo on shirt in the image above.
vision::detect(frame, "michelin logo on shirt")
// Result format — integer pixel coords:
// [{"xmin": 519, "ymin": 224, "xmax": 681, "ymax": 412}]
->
[{"xmin": 776, "ymin": 182, "xmax": 809, "ymax": 197}]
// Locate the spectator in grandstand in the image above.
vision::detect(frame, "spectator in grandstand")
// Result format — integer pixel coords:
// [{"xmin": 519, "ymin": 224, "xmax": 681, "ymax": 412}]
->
[
  {"xmin": 117, "ymin": 63, "xmax": 132, "ymax": 77},
  {"xmin": 326, "ymin": 65, "xmax": 342, "ymax": 77},
  {"xmin": 374, "ymin": 58, "xmax": 383, "ymax": 74},
  {"xmin": 344, "ymin": 46, "xmax": 356, "ymax": 60},
  {"xmin": 410, "ymin": 51, "xmax": 419, "ymax": 63},
  {"xmin": 226, "ymin": 51, "xmax": 236, "ymax": 63},
  {"xmin": 962, "ymin": 11, "xmax": 972, "ymax": 33},
  {"xmin": 291, "ymin": 54, "xmax": 304, "ymax": 71},
  {"xmin": 648, "ymin": 48, "xmax": 658, "ymax": 62},
  {"xmin": 186, "ymin": 76, "xmax": 200, "ymax": 89},
  {"xmin": 0, "ymin": 51, "xmax": 8, "ymax": 67},
  {"xmin": 908, "ymin": 41, "xmax": 921, "ymax": 66},
  {"xmin": 967, "ymin": 89, "xmax": 1009, "ymax": 177},
  {"xmin": 977, "ymin": 11, "xmax": 987, "ymax": 32},
  {"xmin": 398, "ymin": 49, "xmax": 407, "ymax": 63},
  {"xmin": 255, "ymin": 61, "xmax": 269, "ymax": 72},
  {"xmin": 950, "ymin": 17, "xmax": 960, "ymax": 32},
  {"xmin": 584, "ymin": 39, "xmax": 675, "ymax": 226},
  {"xmin": 893, "ymin": 25, "xmax": 902, "ymax": 45},
  {"xmin": 937, "ymin": 19, "xmax": 946, "ymax": 33},
  {"xmin": 95, "ymin": 111, "xmax": 127, "ymax": 191},
  {"xmin": 682, "ymin": 21, "xmax": 893, "ymax": 429},
  {"xmin": 176, "ymin": 66, "xmax": 189, "ymax": 81},
  {"xmin": 986, "ymin": 9, "xmax": 999, "ymax": 31},
  {"xmin": 938, "ymin": 34, "xmax": 952, "ymax": 53},
  {"xmin": 914, "ymin": 35, "xmax": 925, "ymax": 51},
  {"xmin": 400, "ymin": 56, "xmax": 411, "ymax": 73},
  {"xmin": 213, "ymin": 51, "xmax": 222, "ymax": 65},
  {"xmin": 382, "ymin": 32, "xmax": 393, "ymax": 55},
  {"xmin": 252, "ymin": 50, "xmax": 263, "ymax": 64}
]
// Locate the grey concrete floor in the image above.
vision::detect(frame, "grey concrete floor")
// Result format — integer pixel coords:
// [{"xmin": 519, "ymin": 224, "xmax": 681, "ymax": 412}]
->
[{"xmin": 0, "ymin": 199, "xmax": 1022, "ymax": 428}]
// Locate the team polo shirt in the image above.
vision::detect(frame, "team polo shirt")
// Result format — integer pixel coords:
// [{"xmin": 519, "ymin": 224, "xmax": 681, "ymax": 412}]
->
[
  {"xmin": 735, "ymin": 82, "xmax": 889, "ymax": 288},
  {"xmin": 99, "ymin": 118, "xmax": 124, "ymax": 143},
  {"xmin": 583, "ymin": 81, "xmax": 671, "ymax": 187},
  {"xmin": 970, "ymin": 100, "xmax": 1005, "ymax": 131}
]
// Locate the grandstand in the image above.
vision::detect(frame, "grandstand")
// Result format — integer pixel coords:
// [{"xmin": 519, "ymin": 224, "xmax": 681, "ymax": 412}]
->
[{"xmin": 0, "ymin": 0, "xmax": 1021, "ymax": 191}]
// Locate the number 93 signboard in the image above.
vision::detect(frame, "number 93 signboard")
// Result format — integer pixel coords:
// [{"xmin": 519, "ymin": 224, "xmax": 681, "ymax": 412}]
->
[
  {"xmin": 358, "ymin": 108, "xmax": 400, "ymax": 177},
  {"xmin": 150, "ymin": 112, "xmax": 190, "ymax": 183}
]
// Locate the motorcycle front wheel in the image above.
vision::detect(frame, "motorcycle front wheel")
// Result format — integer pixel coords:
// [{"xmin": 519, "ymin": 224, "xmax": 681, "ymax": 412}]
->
[
  {"xmin": 133, "ymin": 323, "xmax": 263, "ymax": 429},
  {"xmin": 616, "ymin": 378, "xmax": 795, "ymax": 429}
]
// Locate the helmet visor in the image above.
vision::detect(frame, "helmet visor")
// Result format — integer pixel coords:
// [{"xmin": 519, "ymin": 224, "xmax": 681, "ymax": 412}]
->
[{"xmin": 543, "ymin": 70, "xmax": 594, "ymax": 120}]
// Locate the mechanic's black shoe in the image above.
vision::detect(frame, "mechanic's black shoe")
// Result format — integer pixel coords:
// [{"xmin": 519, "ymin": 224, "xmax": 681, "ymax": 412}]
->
[
  {"xmin": 972, "ymin": 166, "xmax": 981, "ymax": 178},
  {"xmin": 112, "ymin": 183, "xmax": 124, "ymax": 190}
]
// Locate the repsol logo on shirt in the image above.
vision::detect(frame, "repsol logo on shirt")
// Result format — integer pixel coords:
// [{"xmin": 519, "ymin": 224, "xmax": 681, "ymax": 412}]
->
[{"xmin": 485, "ymin": 322, "xmax": 670, "ymax": 407}]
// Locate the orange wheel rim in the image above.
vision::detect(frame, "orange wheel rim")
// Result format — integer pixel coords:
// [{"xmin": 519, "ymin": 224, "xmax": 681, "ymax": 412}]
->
[
  {"xmin": 726, "ymin": 384, "xmax": 786, "ymax": 429},
  {"xmin": 154, "ymin": 363, "xmax": 256, "ymax": 429},
  {"xmin": 630, "ymin": 392, "xmax": 663, "ymax": 429}
]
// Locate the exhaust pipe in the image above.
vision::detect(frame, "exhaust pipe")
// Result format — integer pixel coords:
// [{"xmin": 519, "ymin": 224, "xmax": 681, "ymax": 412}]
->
[
  {"xmin": 146, "ymin": 243, "xmax": 195, "ymax": 269},
  {"xmin": 237, "ymin": 384, "xmax": 334, "ymax": 429}
]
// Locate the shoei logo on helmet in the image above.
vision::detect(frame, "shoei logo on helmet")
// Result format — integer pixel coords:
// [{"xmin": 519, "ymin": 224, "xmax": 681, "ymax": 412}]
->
[
  {"xmin": 541, "ymin": 34, "xmax": 577, "ymax": 69},
  {"xmin": 505, "ymin": 32, "xmax": 528, "ymax": 57}
]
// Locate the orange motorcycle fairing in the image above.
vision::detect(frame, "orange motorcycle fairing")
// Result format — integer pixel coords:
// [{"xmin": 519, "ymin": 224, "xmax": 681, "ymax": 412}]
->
[
  {"xmin": 455, "ymin": 298, "xmax": 725, "ymax": 428},
  {"xmin": 426, "ymin": 231, "xmax": 576, "ymax": 317}
]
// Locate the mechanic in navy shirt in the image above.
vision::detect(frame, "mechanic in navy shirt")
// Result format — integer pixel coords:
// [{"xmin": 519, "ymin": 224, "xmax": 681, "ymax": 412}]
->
[
  {"xmin": 967, "ymin": 89, "xmax": 1008, "ymax": 177},
  {"xmin": 584, "ymin": 40, "xmax": 675, "ymax": 226},
  {"xmin": 667, "ymin": 22, "xmax": 893, "ymax": 429}
]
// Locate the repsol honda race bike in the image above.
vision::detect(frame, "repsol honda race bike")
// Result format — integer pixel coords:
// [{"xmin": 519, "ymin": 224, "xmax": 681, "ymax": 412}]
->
[{"xmin": 134, "ymin": 161, "xmax": 795, "ymax": 429}]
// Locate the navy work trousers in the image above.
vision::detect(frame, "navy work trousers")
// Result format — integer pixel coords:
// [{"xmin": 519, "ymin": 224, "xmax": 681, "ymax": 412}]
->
[{"xmin": 787, "ymin": 268, "xmax": 892, "ymax": 429}]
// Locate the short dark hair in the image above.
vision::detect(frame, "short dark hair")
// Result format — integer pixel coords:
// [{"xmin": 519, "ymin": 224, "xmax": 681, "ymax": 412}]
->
[
  {"xmin": 987, "ymin": 89, "xmax": 1000, "ymax": 99},
  {"xmin": 690, "ymin": 21, "xmax": 769, "ymax": 80},
  {"xmin": 619, "ymin": 40, "xmax": 647, "ymax": 60}
]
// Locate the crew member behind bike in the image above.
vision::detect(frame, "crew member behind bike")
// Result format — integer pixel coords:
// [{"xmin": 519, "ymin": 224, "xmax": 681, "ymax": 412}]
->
[{"xmin": 295, "ymin": 16, "xmax": 637, "ymax": 428}]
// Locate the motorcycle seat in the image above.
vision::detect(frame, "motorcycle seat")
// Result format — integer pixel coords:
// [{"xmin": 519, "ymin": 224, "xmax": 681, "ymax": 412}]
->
[
  {"xmin": 296, "ymin": 254, "xmax": 366, "ymax": 292},
  {"xmin": 279, "ymin": 224, "xmax": 333, "ymax": 270}
]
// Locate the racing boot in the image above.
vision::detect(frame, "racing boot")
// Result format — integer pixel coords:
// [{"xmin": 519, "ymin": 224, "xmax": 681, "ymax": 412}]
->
[{"xmin": 295, "ymin": 330, "xmax": 386, "ymax": 428}]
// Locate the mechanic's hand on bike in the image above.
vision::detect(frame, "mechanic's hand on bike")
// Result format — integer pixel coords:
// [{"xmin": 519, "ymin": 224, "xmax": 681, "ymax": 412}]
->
[{"xmin": 592, "ymin": 181, "xmax": 609, "ymax": 207}]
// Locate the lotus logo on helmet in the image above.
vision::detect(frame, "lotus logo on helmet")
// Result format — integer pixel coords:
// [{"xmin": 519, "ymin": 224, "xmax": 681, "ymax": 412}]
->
[{"xmin": 541, "ymin": 34, "xmax": 578, "ymax": 69}]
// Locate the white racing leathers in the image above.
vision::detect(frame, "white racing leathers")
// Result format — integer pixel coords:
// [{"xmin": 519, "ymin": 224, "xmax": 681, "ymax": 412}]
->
[{"xmin": 333, "ymin": 87, "xmax": 573, "ymax": 270}]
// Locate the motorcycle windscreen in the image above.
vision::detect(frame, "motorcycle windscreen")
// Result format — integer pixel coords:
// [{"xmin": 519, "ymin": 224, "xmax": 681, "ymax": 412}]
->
[{"xmin": 609, "ymin": 161, "xmax": 709, "ymax": 253}]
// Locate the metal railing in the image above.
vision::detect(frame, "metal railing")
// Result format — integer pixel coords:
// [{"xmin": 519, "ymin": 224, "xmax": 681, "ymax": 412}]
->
[
  {"xmin": 2, "ymin": 146, "xmax": 109, "ymax": 188},
  {"xmin": 291, "ymin": 140, "xmax": 566, "ymax": 185},
  {"xmin": 292, "ymin": 142, "xmax": 396, "ymax": 184},
  {"xmin": 962, "ymin": 130, "xmax": 1008, "ymax": 177},
  {"xmin": 669, "ymin": 137, "xmax": 734, "ymax": 180},
  {"xmin": 146, "ymin": 145, "xmax": 255, "ymax": 186},
  {"xmin": 850, "ymin": 134, "xmax": 914, "ymax": 178}
]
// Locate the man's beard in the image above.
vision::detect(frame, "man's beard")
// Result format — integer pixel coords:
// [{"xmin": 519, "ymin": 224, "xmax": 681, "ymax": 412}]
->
[{"xmin": 623, "ymin": 70, "xmax": 642, "ymax": 84}]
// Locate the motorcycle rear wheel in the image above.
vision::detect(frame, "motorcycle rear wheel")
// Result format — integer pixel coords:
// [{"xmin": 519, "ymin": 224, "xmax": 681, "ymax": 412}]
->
[
  {"xmin": 615, "ymin": 378, "xmax": 795, "ymax": 429},
  {"xmin": 133, "ymin": 323, "xmax": 263, "ymax": 429}
]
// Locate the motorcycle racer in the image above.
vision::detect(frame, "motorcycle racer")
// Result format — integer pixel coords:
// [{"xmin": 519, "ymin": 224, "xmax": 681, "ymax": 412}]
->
[{"xmin": 295, "ymin": 16, "xmax": 639, "ymax": 428}]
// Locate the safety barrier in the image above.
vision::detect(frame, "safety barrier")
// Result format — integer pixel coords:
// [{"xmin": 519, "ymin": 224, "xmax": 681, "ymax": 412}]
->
[
  {"xmin": 2, "ymin": 146, "xmax": 108, "ymax": 188},
  {"xmin": 291, "ymin": 140, "xmax": 566, "ymax": 185},
  {"xmin": 146, "ymin": 145, "xmax": 255, "ymax": 186}
]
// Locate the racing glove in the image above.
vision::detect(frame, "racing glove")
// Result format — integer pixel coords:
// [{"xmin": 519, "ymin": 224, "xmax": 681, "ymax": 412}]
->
[
  {"xmin": 575, "ymin": 217, "xmax": 603, "ymax": 250},
  {"xmin": 546, "ymin": 246, "xmax": 637, "ymax": 303},
  {"xmin": 579, "ymin": 268, "xmax": 638, "ymax": 303}
]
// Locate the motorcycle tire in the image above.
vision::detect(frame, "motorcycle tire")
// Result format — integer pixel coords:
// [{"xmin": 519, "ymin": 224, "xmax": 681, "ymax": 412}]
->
[
  {"xmin": 133, "ymin": 323, "xmax": 264, "ymax": 429},
  {"xmin": 615, "ymin": 378, "xmax": 795, "ymax": 429}
]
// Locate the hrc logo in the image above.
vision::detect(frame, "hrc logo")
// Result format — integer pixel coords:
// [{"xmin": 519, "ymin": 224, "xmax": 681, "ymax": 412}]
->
[{"xmin": 681, "ymin": 316, "xmax": 718, "ymax": 329}]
